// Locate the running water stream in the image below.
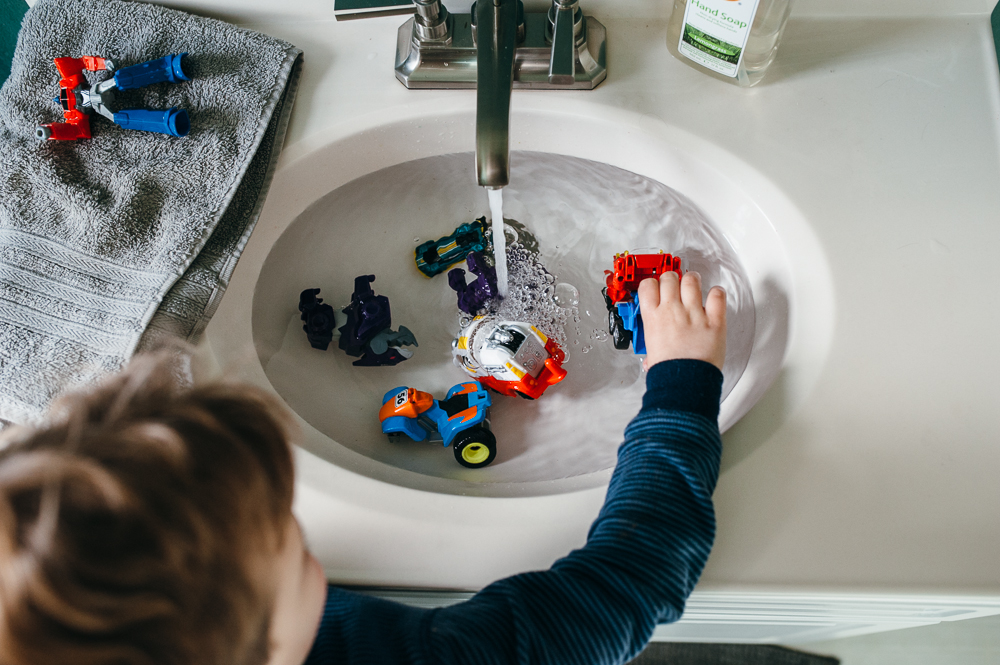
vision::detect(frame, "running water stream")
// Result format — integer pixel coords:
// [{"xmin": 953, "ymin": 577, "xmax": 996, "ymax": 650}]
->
[{"xmin": 487, "ymin": 187, "xmax": 509, "ymax": 297}]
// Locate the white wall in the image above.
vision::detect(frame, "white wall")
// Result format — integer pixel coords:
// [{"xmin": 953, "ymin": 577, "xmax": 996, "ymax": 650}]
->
[{"xmin": 27, "ymin": 0, "xmax": 996, "ymax": 24}]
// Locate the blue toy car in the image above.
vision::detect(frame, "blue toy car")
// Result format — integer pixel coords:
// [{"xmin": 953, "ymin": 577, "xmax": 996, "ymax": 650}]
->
[
  {"xmin": 601, "ymin": 286, "xmax": 646, "ymax": 355},
  {"xmin": 378, "ymin": 381, "xmax": 496, "ymax": 468}
]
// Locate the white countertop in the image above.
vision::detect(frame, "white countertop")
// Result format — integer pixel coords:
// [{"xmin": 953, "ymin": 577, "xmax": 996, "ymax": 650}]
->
[{"xmin": 173, "ymin": 1, "xmax": 1000, "ymax": 594}]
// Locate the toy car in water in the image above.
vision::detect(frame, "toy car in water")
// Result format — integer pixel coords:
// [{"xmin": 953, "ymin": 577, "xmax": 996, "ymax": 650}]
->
[
  {"xmin": 414, "ymin": 217, "xmax": 490, "ymax": 278},
  {"xmin": 603, "ymin": 251, "xmax": 683, "ymax": 354},
  {"xmin": 452, "ymin": 316, "xmax": 567, "ymax": 400},
  {"xmin": 379, "ymin": 381, "xmax": 496, "ymax": 468}
]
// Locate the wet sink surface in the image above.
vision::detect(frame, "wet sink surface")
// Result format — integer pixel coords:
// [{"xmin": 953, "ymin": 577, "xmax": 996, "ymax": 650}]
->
[{"xmin": 256, "ymin": 151, "xmax": 757, "ymax": 486}]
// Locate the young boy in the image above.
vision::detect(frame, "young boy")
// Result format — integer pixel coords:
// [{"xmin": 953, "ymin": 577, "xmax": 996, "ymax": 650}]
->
[{"xmin": 0, "ymin": 271, "xmax": 726, "ymax": 665}]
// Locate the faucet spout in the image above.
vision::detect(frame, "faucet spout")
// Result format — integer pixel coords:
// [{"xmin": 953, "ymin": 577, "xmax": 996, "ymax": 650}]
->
[{"xmin": 476, "ymin": 0, "xmax": 519, "ymax": 188}]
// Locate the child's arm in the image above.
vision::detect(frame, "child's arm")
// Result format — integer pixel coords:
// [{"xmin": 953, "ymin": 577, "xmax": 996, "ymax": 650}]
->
[{"xmin": 305, "ymin": 272, "xmax": 727, "ymax": 665}]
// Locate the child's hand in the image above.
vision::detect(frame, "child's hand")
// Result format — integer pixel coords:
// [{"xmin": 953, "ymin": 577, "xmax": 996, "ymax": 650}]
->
[{"xmin": 638, "ymin": 271, "xmax": 727, "ymax": 371}]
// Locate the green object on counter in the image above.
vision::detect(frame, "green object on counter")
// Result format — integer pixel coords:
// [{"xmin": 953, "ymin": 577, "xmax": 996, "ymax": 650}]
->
[
  {"xmin": 0, "ymin": 0, "xmax": 29, "ymax": 85},
  {"xmin": 993, "ymin": 2, "xmax": 1000, "ymax": 73},
  {"xmin": 334, "ymin": 0, "xmax": 414, "ymax": 19}
]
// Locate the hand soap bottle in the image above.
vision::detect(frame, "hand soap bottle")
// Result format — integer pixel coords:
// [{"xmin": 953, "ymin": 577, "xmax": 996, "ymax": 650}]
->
[{"xmin": 666, "ymin": 0, "xmax": 793, "ymax": 87}]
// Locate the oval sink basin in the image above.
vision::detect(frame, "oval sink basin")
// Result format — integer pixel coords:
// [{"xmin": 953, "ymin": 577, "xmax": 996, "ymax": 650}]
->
[{"xmin": 204, "ymin": 100, "xmax": 834, "ymax": 499}]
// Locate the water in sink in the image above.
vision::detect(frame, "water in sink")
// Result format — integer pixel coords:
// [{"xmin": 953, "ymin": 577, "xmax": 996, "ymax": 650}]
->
[
  {"xmin": 460, "ymin": 221, "xmax": 577, "ymax": 353},
  {"xmin": 253, "ymin": 151, "xmax": 754, "ymax": 485}
]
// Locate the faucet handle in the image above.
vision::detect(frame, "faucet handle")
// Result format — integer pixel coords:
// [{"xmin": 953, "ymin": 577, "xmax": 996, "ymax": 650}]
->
[
  {"xmin": 413, "ymin": 0, "xmax": 450, "ymax": 42},
  {"xmin": 336, "ymin": 0, "xmax": 450, "ymax": 42},
  {"xmin": 548, "ymin": 0, "xmax": 580, "ymax": 85}
]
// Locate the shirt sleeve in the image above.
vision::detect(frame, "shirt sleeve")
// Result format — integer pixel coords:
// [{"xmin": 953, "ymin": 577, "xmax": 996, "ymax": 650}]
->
[{"xmin": 304, "ymin": 359, "xmax": 724, "ymax": 665}]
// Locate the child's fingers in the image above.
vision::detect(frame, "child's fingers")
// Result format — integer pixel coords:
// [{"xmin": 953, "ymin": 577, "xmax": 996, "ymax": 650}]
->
[
  {"xmin": 658, "ymin": 270, "xmax": 681, "ymax": 305},
  {"xmin": 637, "ymin": 277, "xmax": 661, "ymax": 309},
  {"xmin": 680, "ymin": 271, "xmax": 703, "ymax": 312},
  {"xmin": 705, "ymin": 286, "xmax": 727, "ymax": 329}
]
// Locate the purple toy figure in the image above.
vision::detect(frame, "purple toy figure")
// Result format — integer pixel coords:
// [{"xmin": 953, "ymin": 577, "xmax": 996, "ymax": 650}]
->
[
  {"xmin": 448, "ymin": 251, "xmax": 499, "ymax": 314},
  {"xmin": 300, "ymin": 276, "xmax": 417, "ymax": 366},
  {"xmin": 338, "ymin": 275, "xmax": 392, "ymax": 357},
  {"xmin": 338, "ymin": 275, "xmax": 418, "ymax": 366}
]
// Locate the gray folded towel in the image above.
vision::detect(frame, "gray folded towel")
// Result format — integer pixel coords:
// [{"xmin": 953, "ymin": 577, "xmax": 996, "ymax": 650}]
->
[{"xmin": 0, "ymin": 0, "xmax": 301, "ymax": 424}]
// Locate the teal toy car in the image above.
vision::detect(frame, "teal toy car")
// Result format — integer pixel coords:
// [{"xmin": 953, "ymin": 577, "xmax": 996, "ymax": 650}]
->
[{"xmin": 414, "ymin": 217, "xmax": 489, "ymax": 277}]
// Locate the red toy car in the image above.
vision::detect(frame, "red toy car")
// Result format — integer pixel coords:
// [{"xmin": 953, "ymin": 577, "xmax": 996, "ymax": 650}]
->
[
  {"xmin": 604, "ymin": 251, "xmax": 683, "ymax": 304},
  {"xmin": 603, "ymin": 251, "xmax": 683, "ymax": 351}
]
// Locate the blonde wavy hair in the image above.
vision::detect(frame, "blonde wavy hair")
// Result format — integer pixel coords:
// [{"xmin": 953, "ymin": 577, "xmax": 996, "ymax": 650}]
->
[{"xmin": 0, "ymin": 353, "xmax": 295, "ymax": 665}]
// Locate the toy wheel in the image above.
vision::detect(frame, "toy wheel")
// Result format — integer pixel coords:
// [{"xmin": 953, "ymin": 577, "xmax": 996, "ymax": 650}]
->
[
  {"xmin": 601, "ymin": 286, "xmax": 614, "ymax": 310},
  {"xmin": 421, "ymin": 246, "xmax": 439, "ymax": 267},
  {"xmin": 609, "ymin": 308, "xmax": 632, "ymax": 350},
  {"xmin": 453, "ymin": 427, "xmax": 497, "ymax": 469},
  {"xmin": 387, "ymin": 432, "xmax": 403, "ymax": 443},
  {"xmin": 516, "ymin": 391, "xmax": 535, "ymax": 400}
]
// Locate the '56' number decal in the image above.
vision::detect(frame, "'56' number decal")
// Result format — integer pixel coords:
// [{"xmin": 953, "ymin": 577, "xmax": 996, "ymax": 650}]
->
[{"xmin": 394, "ymin": 389, "xmax": 409, "ymax": 408}]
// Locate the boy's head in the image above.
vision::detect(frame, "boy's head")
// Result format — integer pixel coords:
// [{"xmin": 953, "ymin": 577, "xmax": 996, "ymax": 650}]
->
[{"xmin": 0, "ymin": 354, "xmax": 323, "ymax": 665}]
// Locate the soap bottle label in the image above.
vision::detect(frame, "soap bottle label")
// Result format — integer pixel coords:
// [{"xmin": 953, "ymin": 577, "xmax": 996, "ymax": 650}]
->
[{"xmin": 677, "ymin": 0, "xmax": 761, "ymax": 77}]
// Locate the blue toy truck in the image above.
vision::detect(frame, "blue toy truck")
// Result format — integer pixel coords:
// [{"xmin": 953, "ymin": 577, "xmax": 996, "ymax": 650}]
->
[{"xmin": 378, "ymin": 381, "xmax": 496, "ymax": 468}]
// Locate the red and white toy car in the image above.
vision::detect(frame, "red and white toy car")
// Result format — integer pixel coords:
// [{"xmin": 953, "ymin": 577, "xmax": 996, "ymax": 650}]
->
[{"xmin": 452, "ymin": 316, "xmax": 567, "ymax": 400}]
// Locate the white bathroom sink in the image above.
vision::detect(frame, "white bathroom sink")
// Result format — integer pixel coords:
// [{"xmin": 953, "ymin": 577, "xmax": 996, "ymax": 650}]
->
[{"xmin": 203, "ymin": 98, "xmax": 834, "ymax": 499}]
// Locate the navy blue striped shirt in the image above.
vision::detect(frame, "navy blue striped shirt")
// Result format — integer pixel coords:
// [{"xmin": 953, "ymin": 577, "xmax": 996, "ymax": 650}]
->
[{"xmin": 304, "ymin": 359, "xmax": 723, "ymax": 665}]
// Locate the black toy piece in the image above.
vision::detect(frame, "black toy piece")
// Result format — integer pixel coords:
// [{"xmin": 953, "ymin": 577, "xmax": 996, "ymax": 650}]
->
[
  {"xmin": 602, "ymin": 287, "xmax": 632, "ymax": 351},
  {"xmin": 299, "ymin": 288, "xmax": 337, "ymax": 350}
]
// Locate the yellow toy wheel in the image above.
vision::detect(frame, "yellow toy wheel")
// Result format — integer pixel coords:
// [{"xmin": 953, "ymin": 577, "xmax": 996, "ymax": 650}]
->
[
  {"xmin": 453, "ymin": 427, "xmax": 497, "ymax": 469},
  {"xmin": 461, "ymin": 443, "xmax": 490, "ymax": 465}
]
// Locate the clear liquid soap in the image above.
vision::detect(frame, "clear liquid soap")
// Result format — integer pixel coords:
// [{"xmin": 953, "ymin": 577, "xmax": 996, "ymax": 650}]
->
[{"xmin": 666, "ymin": 0, "xmax": 793, "ymax": 87}]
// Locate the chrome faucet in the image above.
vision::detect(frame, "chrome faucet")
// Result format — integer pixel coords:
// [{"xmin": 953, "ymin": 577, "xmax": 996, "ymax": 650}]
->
[
  {"xmin": 336, "ymin": 0, "xmax": 607, "ymax": 188},
  {"xmin": 475, "ymin": 0, "xmax": 518, "ymax": 188}
]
